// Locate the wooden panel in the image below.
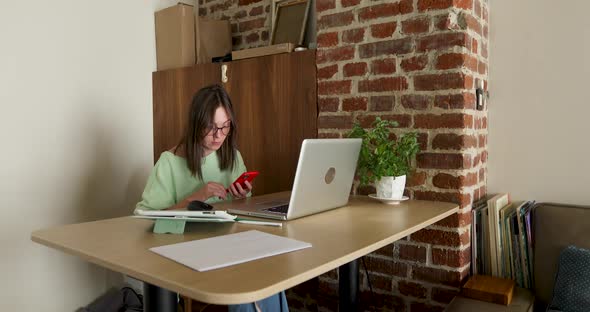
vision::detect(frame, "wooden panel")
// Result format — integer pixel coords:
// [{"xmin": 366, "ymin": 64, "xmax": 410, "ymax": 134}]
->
[
  {"xmin": 224, "ymin": 50, "xmax": 317, "ymax": 195},
  {"xmin": 152, "ymin": 63, "xmax": 221, "ymax": 163},
  {"xmin": 31, "ymin": 197, "xmax": 458, "ymax": 304}
]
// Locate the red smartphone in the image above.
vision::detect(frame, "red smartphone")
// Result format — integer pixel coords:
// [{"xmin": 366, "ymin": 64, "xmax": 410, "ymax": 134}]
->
[{"xmin": 227, "ymin": 171, "xmax": 259, "ymax": 192}]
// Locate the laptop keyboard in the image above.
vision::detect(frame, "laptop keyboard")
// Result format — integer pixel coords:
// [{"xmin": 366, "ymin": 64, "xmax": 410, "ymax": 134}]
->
[{"xmin": 265, "ymin": 204, "xmax": 289, "ymax": 214}]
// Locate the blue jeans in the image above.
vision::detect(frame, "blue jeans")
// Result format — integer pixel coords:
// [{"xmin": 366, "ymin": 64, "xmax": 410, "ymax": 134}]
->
[{"xmin": 228, "ymin": 291, "xmax": 288, "ymax": 312}]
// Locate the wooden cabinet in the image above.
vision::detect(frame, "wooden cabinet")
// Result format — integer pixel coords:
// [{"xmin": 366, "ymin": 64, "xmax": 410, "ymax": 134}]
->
[{"xmin": 152, "ymin": 50, "xmax": 317, "ymax": 195}]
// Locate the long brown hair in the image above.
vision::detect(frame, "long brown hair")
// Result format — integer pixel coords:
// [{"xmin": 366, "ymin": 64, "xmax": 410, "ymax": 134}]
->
[{"xmin": 175, "ymin": 84, "xmax": 238, "ymax": 180}]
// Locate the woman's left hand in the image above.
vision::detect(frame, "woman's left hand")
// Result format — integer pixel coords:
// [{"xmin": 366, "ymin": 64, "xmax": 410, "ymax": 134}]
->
[{"xmin": 229, "ymin": 180, "xmax": 252, "ymax": 199}]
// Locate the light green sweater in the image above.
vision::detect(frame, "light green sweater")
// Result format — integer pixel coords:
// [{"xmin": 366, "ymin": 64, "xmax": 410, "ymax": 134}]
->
[{"xmin": 136, "ymin": 150, "xmax": 247, "ymax": 210}]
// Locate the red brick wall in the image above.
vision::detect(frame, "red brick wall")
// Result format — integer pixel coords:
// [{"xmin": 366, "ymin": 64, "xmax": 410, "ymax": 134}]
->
[
  {"xmin": 198, "ymin": 0, "xmax": 271, "ymax": 49},
  {"xmin": 198, "ymin": 0, "xmax": 489, "ymax": 310},
  {"xmin": 305, "ymin": 0, "xmax": 490, "ymax": 310}
]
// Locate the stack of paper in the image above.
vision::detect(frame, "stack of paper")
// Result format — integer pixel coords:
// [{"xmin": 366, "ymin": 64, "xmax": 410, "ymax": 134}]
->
[{"xmin": 150, "ymin": 230, "xmax": 312, "ymax": 271}]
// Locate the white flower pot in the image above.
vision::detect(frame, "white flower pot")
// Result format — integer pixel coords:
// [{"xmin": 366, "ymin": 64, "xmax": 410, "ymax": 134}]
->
[{"xmin": 376, "ymin": 175, "xmax": 406, "ymax": 199}]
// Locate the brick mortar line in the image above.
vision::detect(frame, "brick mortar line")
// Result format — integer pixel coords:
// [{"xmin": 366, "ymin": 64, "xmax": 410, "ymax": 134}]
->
[
  {"xmin": 317, "ymin": 32, "xmax": 474, "ymax": 46},
  {"xmin": 430, "ymin": 244, "xmax": 471, "ymax": 252},
  {"xmin": 413, "ymin": 173, "xmax": 478, "ymax": 182},
  {"xmin": 317, "ymin": 135, "xmax": 484, "ymax": 151},
  {"xmin": 429, "ymin": 146, "xmax": 487, "ymax": 154},
  {"xmin": 413, "ymin": 167, "xmax": 487, "ymax": 177},
  {"xmin": 316, "ymin": 50, "xmax": 475, "ymax": 67},
  {"xmin": 316, "ymin": 106, "xmax": 485, "ymax": 116},
  {"xmin": 424, "ymin": 224, "xmax": 467, "ymax": 233},
  {"xmin": 317, "ymin": 5, "xmax": 478, "ymax": 22},
  {"xmin": 409, "ymin": 185, "xmax": 483, "ymax": 195},
  {"xmin": 458, "ymin": 224, "xmax": 471, "ymax": 233},
  {"xmin": 363, "ymin": 170, "xmax": 482, "ymax": 181},
  {"xmin": 366, "ymin": 253, "xmax": 400, "ymax": 261},
  {"xmin": 413, "ymin": 177, "xmax": 484, "ymax": 187},
  {"xmin": 233, "ymin": 15, "xmax": 270, "ymax": 24},
  {"xmin": 319, "ymin": 108, "xmax": 488, "ymax": 115},
  {"xmin": 395, "ymin": 240, "xmax": 433, "ymax": 247},
  {"xmin": 425, "ymin": 243, "xmax": 432, "ymax": 265},
  {"xmin": 238, "ymin": 27, "xmax": 269, "ymax": 35},
  {"xmin": 408, "ymin": 186, "xmax": 476, "ymax": 194},
  {"xmin": 317, "ymin": 95, "xmax": 485, "ymax": 110},
  {"xmin": 420, "ymin": 225, "xmax": 460, "ymax": 234},
  {"xmin": 317, "ymin": 110, "xmax": 480, "ymax": 116},
  {"xmin": 317, "ymin": 26, "xmax": 480, "ymax": 44},
  {"xmin": 415, "ymin": 184, "xmax": 486, "ymax": 195},
  {"xmin": 317, "ymin": 68, "xmax": 485, "ymax": 82},
  {"xmin": 407, "ymin": 261, "xmax": 471, "ymax": 273},
  {"xmin": 413, "ymin": 261, "xmax": 471, "ymax": 272},
  {"xmin": 318, "ymin": 72, "xmax": 479, "ymax": 88},
  {"xmin": 316, "ymin": 105, "xmax": 489, "ymax": 116},
  {"xmin": 361, "ymin": 266, "xmax": 472, "ymax": 285},
  {"xmin": 318, "ymin": 50, "xmax": 479, "ymax": 69},
  {"xmin": 317, "ymin": 42, "xmax": 473, "ymax": 55},
  {"xmin": 205, "ymin": 1, "xmax": 270, "ymax": 13},
  {"xmin": 392, "ymin": 276, "xmax": 462, "ymax": 291}
]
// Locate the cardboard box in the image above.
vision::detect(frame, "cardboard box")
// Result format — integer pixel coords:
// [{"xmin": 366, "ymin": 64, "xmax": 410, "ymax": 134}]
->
[
  {"xmin": 231, "ymin": 43, "xmax": 295, "ymax": 61},
  {"xmin": 155, "ymin": 3, "xmax": 195, "ymax": 71},
  {"xmin": 155, "ymin": 3, "xmax": 232, "ymax": 70},
  {"xmin": 195, "ymin": 17, "xmax": 232, "ymax": 64}
]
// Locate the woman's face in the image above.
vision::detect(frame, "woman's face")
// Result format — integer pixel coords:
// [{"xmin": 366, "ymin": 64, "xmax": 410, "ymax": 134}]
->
[{"xmin": 202, "ymin": 106, "xmax": 231, "ymax": 156}]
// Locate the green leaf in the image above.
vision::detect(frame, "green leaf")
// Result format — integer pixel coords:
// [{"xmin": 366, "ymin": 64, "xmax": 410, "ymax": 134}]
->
[{"xmin": 347, "ymin": 117, "xmax": 420, "ymax": 186}]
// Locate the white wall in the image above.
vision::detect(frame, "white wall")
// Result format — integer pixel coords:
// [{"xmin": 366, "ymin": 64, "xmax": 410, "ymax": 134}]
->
[
  {"xmin": 0, "ymin": 1, "xmax": 174, "ymax": 310},
  {"xmin": 488, "ymin": 0, "xmax": 590, "ymax": 205}
]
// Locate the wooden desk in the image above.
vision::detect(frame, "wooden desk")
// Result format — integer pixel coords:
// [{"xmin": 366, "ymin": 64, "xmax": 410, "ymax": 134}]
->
[{"xmin": 31, "ymin": 194, "xmax": 458, "ymax": 311}]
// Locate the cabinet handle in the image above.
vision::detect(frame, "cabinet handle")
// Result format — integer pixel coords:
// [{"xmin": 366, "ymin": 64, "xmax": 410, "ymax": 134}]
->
[{"xmin": 221, "ymin": 64, "xmax": 228, "ymax": 83}]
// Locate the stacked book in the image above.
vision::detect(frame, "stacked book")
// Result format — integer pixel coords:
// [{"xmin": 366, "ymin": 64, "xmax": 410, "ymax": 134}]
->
[{"xmin": 471, "ymin": 194, "xmax": 535, "ymax": 288}]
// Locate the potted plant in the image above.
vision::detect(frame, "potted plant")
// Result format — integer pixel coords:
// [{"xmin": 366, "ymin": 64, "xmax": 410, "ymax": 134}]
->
[{"xmin": 348, "ymin": 117, "xmax": 420, "ymax": 200}]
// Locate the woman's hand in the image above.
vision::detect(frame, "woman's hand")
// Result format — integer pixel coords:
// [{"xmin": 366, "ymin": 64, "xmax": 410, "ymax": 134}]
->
[
  {"xmin": 190, "ymin": 182, "xmax": 228, "ymax": 202},
  {"xmin": 229, "ymin": 180, "xmax": 252, "ymax": 199}
]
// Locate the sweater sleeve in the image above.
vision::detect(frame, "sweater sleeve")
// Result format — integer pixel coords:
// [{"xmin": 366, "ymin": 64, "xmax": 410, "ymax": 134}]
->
[{"xmin": 135, "ymin": 154, "xmax": 177, "ymax": 211}]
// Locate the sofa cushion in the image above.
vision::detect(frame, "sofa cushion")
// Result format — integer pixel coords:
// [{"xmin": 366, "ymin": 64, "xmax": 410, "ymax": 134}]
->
[
  {"xmin": 534, "ymin": 203, "xmax": 590, "ymax": 307},
  {"xmin": 548, "ymin": 245, "xmax": 590, "ymax": 312}
]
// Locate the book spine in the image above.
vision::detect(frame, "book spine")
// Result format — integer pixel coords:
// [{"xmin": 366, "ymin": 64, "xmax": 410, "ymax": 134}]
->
[
  {"xmin": 471, "ymin": 209, "xmax": 478, "ymax": 275},
  {"xmin": 482, "ymin": 208, "xmax": 491, "ymax": 275},
  {"xmin": 524, "ymin": 205, "xmax": 535, "ymax": 287},
  {"xmin": 507, "ymin": 214, "xmax": 515, "ymax": 281},
  {"xmin": 476, "ymin": 209, "xmax": 484, "ymax": 274},
  {"xmin": 512, "ymin": 216, "xmax": 524, "ymax": 287},
  {"xmin": 487, "ymin": 200, "xmax": 498, "ymax": 276},
  {"xmin": 518, "ymin": 202, "xmax": 532, "ymax": 288}
]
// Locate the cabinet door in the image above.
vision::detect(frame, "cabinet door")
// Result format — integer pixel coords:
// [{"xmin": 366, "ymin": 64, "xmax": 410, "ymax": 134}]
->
[
  {"xmin": 152, "ymin": 63, "xmax": 221, "ymax": 162},
  {"xmin": 224, "ymin": 50, "xmax": 317, "ymax": 195}
]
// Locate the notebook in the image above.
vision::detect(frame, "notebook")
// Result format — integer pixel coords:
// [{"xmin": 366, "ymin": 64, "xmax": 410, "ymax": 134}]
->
[
  {"xmin": 149, "ymin": 230, "xmax": 311, "ymax": 271},
  {"xmin": 134, "ymin": 209, "xmax": 236, "ymax": 221}
]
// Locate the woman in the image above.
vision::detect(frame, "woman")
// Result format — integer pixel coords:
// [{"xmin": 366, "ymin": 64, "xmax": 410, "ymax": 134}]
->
[
  {"xmin": 136, "ymin": 85, "xmax": 288, "ymax": 311},
  {"xmin": 137, "ymin": 84, "xmax": 249, "ymax": 209}
]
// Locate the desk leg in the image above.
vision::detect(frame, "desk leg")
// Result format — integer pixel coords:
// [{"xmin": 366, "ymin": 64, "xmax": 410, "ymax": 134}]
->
[
  {"xmin": 143, "ymin": 282, "xmax": 177, "ymax": 312},
  {"xmin": 339, "ymin": 259, "xmax": 359, "ymax": 312}
]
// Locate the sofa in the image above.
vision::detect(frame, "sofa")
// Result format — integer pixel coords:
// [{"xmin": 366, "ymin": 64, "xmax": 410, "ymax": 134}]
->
[{"xmin": 446, "ymin": 202, "xmax": 590, "ymax": 312}]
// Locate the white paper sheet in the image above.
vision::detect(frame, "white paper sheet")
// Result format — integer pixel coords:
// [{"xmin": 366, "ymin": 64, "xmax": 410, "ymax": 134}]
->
[{"xmin": 149, "ymin": 230, "xmax": 312, "ymax": 271}]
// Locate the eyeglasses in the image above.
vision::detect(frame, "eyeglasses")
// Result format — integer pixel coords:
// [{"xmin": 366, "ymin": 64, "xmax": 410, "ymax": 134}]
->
[{"xmin": 206, "ymin": 122, "xmax": 231, "ymax": 137}]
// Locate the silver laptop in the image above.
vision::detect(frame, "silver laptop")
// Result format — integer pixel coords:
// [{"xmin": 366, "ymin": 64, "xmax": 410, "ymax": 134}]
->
[{"xmin": 228, "ymin": 138, "xmax": 361, "ymax": 220}]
